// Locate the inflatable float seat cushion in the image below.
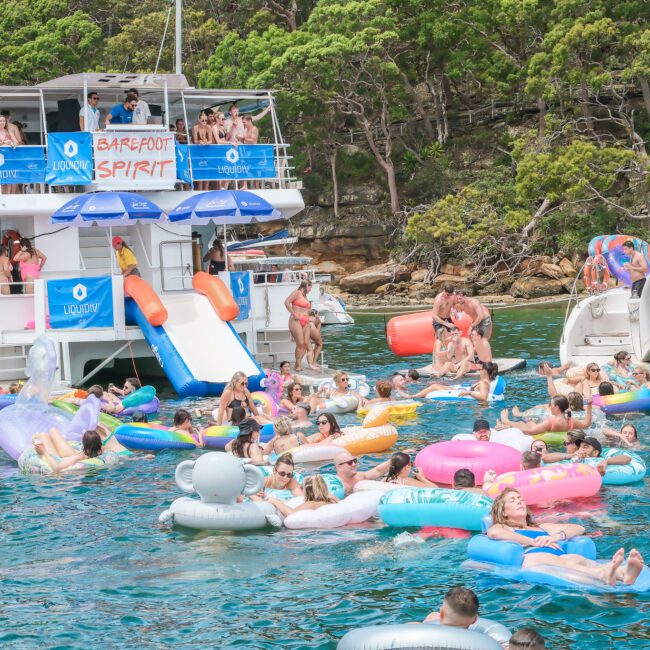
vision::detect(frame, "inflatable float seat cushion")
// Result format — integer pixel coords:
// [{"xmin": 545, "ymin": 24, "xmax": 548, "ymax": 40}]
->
[
  {"xmin": 492, "ymin": 376, "xmax": 506, "ymax": 397},
  {"xmin": 467, "ymin": 534, "xmax": 597, "ymax": 567}
]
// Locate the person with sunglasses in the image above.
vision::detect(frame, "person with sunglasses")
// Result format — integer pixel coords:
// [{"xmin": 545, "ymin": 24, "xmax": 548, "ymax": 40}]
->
[
  {"xmin": 215, "ymin": 371, "xmax": 260, "ymax": 426},
  {"xmin": 541, "ymin": 430, "xmax": 587, "ymax": 464},
  {"xmin": 266, "ymin": 474, "xmax": 338, "ymax": 517},
  {"xmin": 316, "ymin": 371, "xmax": 367, "ymax": 407},
  {"xmin": 263, "ymin": 416, "xmax": 308, "ymax": 455},
  {"xmin": 108, "ymin": 377, "xmax": 141, "ymax": 397},
  {"xmin": 308, "ymin": 412, "xmax": 343, "ymax": 444},
  {"xmin": 105, "ymin": 92, "xmax": 138, "ymax": 126},
  {"xmin": 384, "ymin": 452, "xmax": 439, "ymax": 487},
  {"xmin": 564, "ymin": 362, "xmax": 610, "ymax": 397},
  {"xmin": 334, "ymin": 450, "xmax": 395, "ymax": 495},
  {"xmin": 261, "ymin": 453, "xmax": 303, "ymax": 496},
  {"xmin": 604, "ymin": 351, "xmax": 637, "ymax": 390},
  {"xmin": 279, "ymin": 382, "xmax": 318, "ymax": 421},
  {"xmin": 79, "ymin": 91, "xmax": 101, "ymax": 131},
  {"xmin": 192, "ymin": 110, "xmax": 215, "ymax": 190}
]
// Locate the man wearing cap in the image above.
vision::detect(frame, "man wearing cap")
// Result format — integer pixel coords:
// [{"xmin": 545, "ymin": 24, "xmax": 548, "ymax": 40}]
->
[
  {"xmin": 575, "ymin": 437, "xmax": 632, "ymax": 476},
  {"xmin": 127, "ymin": 89, "xmax": 151, "ymax": 125},
  {"xmin": 334, "ymin": 450, "xmax": 395, "ymax": 496},
  {"xmin": 112, "ymin": 237, "xmax": 140, "ymax": 278},
  {"xmin": 472, "ymin": 419, "xmax": 491, "ymax": 442}
]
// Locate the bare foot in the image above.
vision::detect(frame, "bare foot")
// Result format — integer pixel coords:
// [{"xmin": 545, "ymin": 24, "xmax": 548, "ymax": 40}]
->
[
  {"xmin": 309, "ymin": 364, "xmax": 319, "ymax": 371},
  {"xmin": 512, "ymin": 406, "xmax": 522, "ymax": 417},
  {"xmin": 601, "ymin": 547, "xmax": 625, "ymax": 585},
  {"xmin": 623, "ymin": 549, "xmax": 644, "ymax": 585}
]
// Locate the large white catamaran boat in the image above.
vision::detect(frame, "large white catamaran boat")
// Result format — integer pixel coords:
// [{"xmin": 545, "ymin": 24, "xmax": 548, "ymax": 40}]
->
[{"xmin": 0, "ymin": 71, "xmax": 318, "ymax": 395}]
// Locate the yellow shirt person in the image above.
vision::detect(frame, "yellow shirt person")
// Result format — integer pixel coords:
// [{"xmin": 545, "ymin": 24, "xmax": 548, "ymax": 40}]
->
[{"xmin": 112, "ymin": 237, "xmax": 140, "ymax": 277}]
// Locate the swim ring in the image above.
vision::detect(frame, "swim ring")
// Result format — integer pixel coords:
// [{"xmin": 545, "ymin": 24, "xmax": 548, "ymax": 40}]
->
[
  {"xmin": 337, "ymin": 620, "xmax": 510, "ymax": 650},
  {"xmin": 290, "ymin": 425, "xmax": 398, "ymax": 462},
  {"xmin": 257, "ymin": 466, "xmax": 345, "ymax": 500},
  {"xmin": 465, "ymin": 533, "xmax": 650, "ymax": 593},
  {"xmin": 120, "ymin": 396, "xmax": 159, "ymax": 418},
  {"xmin": 250, "ymin": 390, "xmax": 278, "ymax": 418},
  {"xmin": 378, "ymin": 488, "xmax": 493, "ymax": 531},
  {"xmin": 425, "ymin": 377, "xmax": 506, "ymax": 402},
  {"xmin": 0, "ymin": 394, "xmax": 17, "ymax": 411},
  {"xmin": 454, "ymin": 428, "xmax": 565, "ymax": 453},
  {"xmin": 115, "ymin": 423, "xmax": 197, "ymax": 451},
  {"xmin": 319, "ymin": 394, "xmax": 359, "ymax": 415},
  {"xmin": 593, "ymin": 386, "xmax": 650, "ymax": 415},
  {"xmin": 362, "ymin": 405, "xmax": 391, "ymax": 428},
  {"xmin": 579, "ymin": 448, "xmax": 646, "ymax": 485},
  {"xmin": 18, "ymin": 445, "xmax": 120, "ymax": 475},
  {"xmin": 121, "ymin": 385, "xmax": 156, "ymax": 408},
  {"xmin": 203, "ymin": 423, "xmax": 275, "ymax": 450},
  {"xmin": 415, "ymin": 441, "xmax": 521, "ymax": 486},
  {"xmin": 602, "ymin": 234, "xmax": 650, "ymax": 286},
  {"xmin": 588, "ymin": 235, "xmax": 607, "ymax": 257},
  {"xmin": 159, "ymin": 453, "xmax": 279, "ymax": 531},
  {"xmin": 484, "ymin": 463, "xmax": 602, "ymax": 505},
  {"xmin": 356, "ymin": 400, "xmax": 421, "ymax": 418},
  {"xmin": 280, "ymin": 490, "xmax": 383, "ymax": 529},
  {"xmin": 583, "ymin": 254, "xmax": 609, "ymax": 292}
]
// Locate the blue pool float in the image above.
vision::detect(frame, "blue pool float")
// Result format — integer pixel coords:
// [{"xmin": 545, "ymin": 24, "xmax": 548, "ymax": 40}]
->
[
  {"xmin": 426, "ymin": 377, "xmax": 506, "ymax": 402},
  {"xmin": 0, "ymin": 393, "xmax": 17, "ymax": 411},
  {"xmin": 576, "ymin": 448, "xmax": 646, "ymax": 485},
  {"xmin": 378, "ymin": 487, "xmax": 493, "ymax": 531},
  {"xmin": 464, "ymin": 533, "xmax": 650, "ymax": 593},
  {"xmin": 256, "ymin": 466, "xmax": 345, "ymax": 500}
]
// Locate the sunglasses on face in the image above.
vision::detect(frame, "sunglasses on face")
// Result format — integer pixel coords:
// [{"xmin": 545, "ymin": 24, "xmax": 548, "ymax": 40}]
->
[
  {"xmin": 317, "ymin": 420, "xmax": 329, "ymax": 425},
  {"xmin": 337, "ymin": 458, "xmax": 358, "ymax": 467},
  {"xmin": 589, "ymin": 368, "xmax": 600, "ymax": 372},
  {"xmin": 275, "ymin": 470, "xmax": 293, "ymax": 478}
]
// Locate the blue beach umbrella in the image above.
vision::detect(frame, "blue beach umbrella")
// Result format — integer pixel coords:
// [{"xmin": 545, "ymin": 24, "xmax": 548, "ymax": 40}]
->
[
  {"xmin": 168, "ymin": 190, "xmax": 283, "ymax": 225},
  {"xmin": 51, "ymin": 192, "xmax": 165, "ymax": 226}
]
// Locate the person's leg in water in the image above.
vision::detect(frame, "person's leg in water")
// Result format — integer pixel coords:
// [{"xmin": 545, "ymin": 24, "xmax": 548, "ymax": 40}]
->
[{"xmin": 524, "ymin": 548, "xmax": 644, "ymax": 586}]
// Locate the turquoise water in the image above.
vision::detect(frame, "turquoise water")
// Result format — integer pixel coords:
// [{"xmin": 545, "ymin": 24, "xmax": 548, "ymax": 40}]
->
[{"xmin": 1, "ymin": 304, "xmax": 649, "ymax": 648}]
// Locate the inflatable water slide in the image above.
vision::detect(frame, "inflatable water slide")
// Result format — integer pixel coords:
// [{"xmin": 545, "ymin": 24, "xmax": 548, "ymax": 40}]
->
[{"xmin": 124, "ymin": 273, "xmax": 265, "ymax": 397}]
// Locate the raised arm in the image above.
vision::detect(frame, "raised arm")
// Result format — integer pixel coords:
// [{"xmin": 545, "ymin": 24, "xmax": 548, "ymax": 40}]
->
[
  {"xmin": 571, "ymin": 402, "xmax": 592, "ymax": 429},
  {"xmin": 251, "ymin": 102, "xmax": 273, "ymax": 122},
  {"xmin": 360, "ymin": 458, "xmax": 392, "ymax": 480}
]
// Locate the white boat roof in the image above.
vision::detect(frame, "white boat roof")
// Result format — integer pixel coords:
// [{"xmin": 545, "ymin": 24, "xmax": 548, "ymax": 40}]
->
[{"xmin": 37, "ymin": 73, "xmax": 191, "ymax": 90}]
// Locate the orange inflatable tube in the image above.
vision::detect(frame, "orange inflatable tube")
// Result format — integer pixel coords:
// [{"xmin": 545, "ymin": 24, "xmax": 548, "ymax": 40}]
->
[
  {"xmin": 387, "ymin": 310, "xmax": 436, "ymax": 356},
  {"xmin": 124, "ymin": 275, "xmax": 168, "ymax": 326},
  {"xmin": 193, "ymin": 272, "xmax": 239, "ymax": 322}
]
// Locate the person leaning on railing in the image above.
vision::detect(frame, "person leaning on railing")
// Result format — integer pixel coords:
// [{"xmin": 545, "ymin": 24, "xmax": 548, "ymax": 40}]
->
[
  {"xmin": 0, "ymin": 244, "xmax": 13, "ymax": 295},
  {"xmin": 112, "ymin": 236, "xmax": 140, "ymax": 278}
]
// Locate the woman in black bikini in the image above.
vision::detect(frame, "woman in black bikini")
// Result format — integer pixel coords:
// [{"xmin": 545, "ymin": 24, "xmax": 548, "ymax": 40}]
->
[
  {"xmin": 203, "ymin": 239, "xmax": 234, "ymax": 274},
  {"xmin": 216, "ymin": 372, "xmax": 260, "ymax": 425}
]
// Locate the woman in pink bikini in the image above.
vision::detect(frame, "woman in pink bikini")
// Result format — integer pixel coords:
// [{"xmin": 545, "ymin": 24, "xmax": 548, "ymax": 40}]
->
[
  {"xmin": 13, "ymin": 238, "xmax": 46, "ymax": 294},
  {"xmin": 284, "ymin": 280, "xmax": 318, "ymax": 371},
  {"xmin": 0, "ymin": 114, "xmax": 20, "ymax": 194}
]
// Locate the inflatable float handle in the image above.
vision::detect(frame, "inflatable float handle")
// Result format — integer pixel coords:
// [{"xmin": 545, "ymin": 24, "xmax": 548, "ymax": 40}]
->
[
  {"xmin": 242, "ymin": 464, "xmax": 266, "ymax": 496},
  {"xmin": 175, "ymin": 460, "xmax": 196, "ymax": 493},
  {"xmin": 124, "ymin": 275, "xmax": 168, "ymax": 326},
  {"xmin": 193, "ymin": 271, "xmax": 239, "ymax": 322}
]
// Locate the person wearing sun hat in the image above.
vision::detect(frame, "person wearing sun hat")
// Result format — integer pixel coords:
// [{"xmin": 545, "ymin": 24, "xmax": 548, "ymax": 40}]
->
[
  {"xmin": 224, "ymin": 417, "xmax": 264, "ymax": 464},
  {"xmin": 112, "ymin": 236, "xmax": 140, "ymax": 278}
]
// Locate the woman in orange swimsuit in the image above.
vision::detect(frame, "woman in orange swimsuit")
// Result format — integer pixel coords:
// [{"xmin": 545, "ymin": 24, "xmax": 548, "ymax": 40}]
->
[
  {"xmin": 284, "ymin": 280, "xmax": 317, "ymax": 371},
  {"xmin": 13, "ymin": 238, "xmax": 46, "ymax": 295}
]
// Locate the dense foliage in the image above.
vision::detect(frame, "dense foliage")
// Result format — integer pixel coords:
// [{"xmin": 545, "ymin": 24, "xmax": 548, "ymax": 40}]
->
[{"xmin": 4, "ymin": 0, "xmax": 648, "ymax": 267}]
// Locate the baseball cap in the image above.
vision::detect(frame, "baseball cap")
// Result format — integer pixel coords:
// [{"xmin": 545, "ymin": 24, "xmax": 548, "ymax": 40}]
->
[
  {"xmin": 582, "ymin": 437, "xmax": 602, "ymax": 454},
  {"xmin": 112, "ymin": 236, "xmax": 124, "ymax": 246},
  {"xmin": 473, "ymin": 419, "xmax": 490, "ymax": 432}
]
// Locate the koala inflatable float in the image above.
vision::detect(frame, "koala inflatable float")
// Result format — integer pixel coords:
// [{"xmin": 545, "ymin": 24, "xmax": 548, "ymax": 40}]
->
[{"xmin": 159, "ymin": 452, "xmax": 280, "ymax": 530}]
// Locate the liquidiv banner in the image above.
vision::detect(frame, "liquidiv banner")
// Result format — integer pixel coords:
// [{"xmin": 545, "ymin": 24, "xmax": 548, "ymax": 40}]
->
[
  {"xmin": 46, "ymin": 132, "xmax": 93, "ymax": 185},
  {"xmin": 175, "ymin": 143, "xmax": 191, "ymax": 183},
  {"xmin": 47, "ymin": 277, "xmax": 114, "ymax": 329},
  {"xmin": 0, "ymin": 146, "xmax": 46, "ymax": 185},
  {"xmin": 230, "ymin": 272, "xmax": 251, "ymax": 321},
  {"xmin": 189, "ymin": 144, "xmax": 276, "ymax": 181},
  {"xmin": 93, "ymin": 131, "xmax": 177, "ymax": 190}
]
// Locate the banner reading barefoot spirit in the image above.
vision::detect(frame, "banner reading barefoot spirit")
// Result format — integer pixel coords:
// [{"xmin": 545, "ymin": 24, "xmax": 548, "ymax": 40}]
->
[{"xmin": 93, "ymin": 131, "xmax": 177, "ymax": 190}]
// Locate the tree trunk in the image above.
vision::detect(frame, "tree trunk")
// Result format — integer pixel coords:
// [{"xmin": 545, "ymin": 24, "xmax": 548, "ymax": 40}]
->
[
  {"xmin": 522, "ymin": 197, "xmax": 551, "ymax": 237},
  {"xmin": 640, "ymin": 77, "xmax": 650, "ymax": 120},
  {"xmin": 579, "ymin": 79, "xmax": 594, "ymax": 132},
  {"xmin": 328, "ymin": 148, "xmax": 339, "ymax": 218},
  {"xmin": 536, "ymin": 96, "xmax": 546, "ymax": 140}
]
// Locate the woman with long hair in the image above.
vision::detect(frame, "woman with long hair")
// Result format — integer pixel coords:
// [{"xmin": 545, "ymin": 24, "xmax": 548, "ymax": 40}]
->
[
  {"xmin": 384, "ymin": 452, "xmax": 438, "ymax": 487},
  {"xmin": 13, "ymin": 238, "xmax": 46, "ymax": 294},
  {"xmin": 497, "ymin": 395, "xmax": 592, "ymax": 435},
  {"xmin": 203, "ymin": 238, "xmax": 234, "ymax": 274},
  {"xmin": 0, "ymin": 244, "xmax": 12, "ymax": 295},
  {"xmin": 261, "ymin": 453, "xmax": 303, "ymax": 496},
  {"xmin": 225, "ymin": 417, "xmax": 265, "ymax": 464},
  {"xmin": 308, "ymin": 412, "xmax": 343, "ymax": 444},
  {"xmin": 487, "ymin": 488, "xmax": 645, "ymax": 586},
  {"xmin": 284, "ymin": 279, "xmax": 317, "ymax": 371},
  {"xmin": 32, "ymin": 428, "xmax": 104, "ymax": 473},
  {"xmin": 266, "ymin": 474, "xmax": 338, "ymax": 516},
  {"xmin": 216, "ymin": 371, "xmax": 259, "ymax": 425},
  {"xmin": 192, "ymin": 111, "xmax": 214, "ymax": 191}
]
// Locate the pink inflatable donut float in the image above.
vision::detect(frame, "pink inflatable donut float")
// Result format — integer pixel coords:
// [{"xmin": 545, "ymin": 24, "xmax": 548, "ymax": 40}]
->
[
  {"xmin": 415, "ymin": 440, "xmax": 521, "ymax": 486},
  {"xmin": 484, "ymin": 463, "xmax": 602, "ymax": 506}
]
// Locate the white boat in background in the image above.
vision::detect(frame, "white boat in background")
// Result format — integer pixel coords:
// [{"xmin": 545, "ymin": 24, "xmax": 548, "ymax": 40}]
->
[
  {"xmin": 560, "ymin": 285, "xmax": 650, "ymax": 367},
  {"xmin": 312, "ymin": 288, "xmax": 354, "ymax": 325}
]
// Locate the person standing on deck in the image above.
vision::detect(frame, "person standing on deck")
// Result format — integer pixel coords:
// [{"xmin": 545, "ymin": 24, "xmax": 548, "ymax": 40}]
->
[{"xmin": 623, "ymin": 240, "xmax": 648, "ymax": 297}]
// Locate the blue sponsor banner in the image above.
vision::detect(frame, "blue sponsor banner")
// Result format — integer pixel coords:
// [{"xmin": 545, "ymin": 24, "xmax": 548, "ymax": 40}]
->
[
  {"xmin": 189, "ymin": 144, "xmax": 276, "ymax": 180},
  {"xmin": 47, "ymin": 277, "xmax": 114, "ymax": 329},
  {"xmin": 175, "ymin": 143, "xmax": 192, "ymax": 183},
  {"xmin": 230, "ymin": 272, "xmax": 251, "ymax": 321},
  {"xmin": 0, "ymin": 146, "xmax": 46, "ymax": 184},
  {"xmin": 46, "ymin": 133, "xmax": 93, "ymax": 185}
]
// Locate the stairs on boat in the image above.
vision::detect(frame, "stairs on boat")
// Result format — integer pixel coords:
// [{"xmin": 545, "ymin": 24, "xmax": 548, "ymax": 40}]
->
[
  {"xmin": 0, "ymin": 344, "xmax": 29, "ymax": 382},
  {"xmin": 78, "ymin": 227, "xmax": 131, "ymax": 274},
  {"xmin": 255, "ymin": 329, "xmax": 296, "ymax": 368}
]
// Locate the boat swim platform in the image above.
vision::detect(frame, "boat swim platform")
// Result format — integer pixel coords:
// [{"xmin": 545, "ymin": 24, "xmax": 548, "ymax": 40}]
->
[{"xmin": 407, "ymin": 357, "xmax": 527, "ymax": 379}]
